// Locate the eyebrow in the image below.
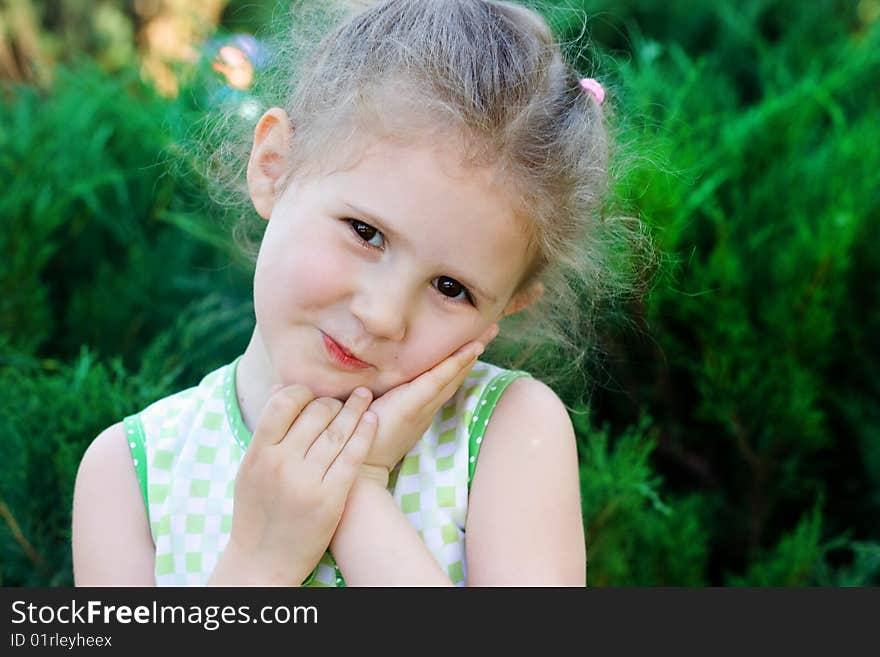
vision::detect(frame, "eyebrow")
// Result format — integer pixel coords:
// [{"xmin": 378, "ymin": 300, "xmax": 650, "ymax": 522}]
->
[{"xmin": 343, "ymin": 201, "xmax": 499, "ymax": 305}]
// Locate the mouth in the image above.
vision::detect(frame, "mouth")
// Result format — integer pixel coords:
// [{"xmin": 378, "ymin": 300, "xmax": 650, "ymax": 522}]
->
[{"xmin": 321, "ymin": 332, "xmax": 373, "ymax": 370}]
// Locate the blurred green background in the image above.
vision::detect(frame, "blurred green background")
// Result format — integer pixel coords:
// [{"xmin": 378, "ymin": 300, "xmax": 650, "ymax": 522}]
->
[{"xmin": 1, "ymin": 0, "xmax": 878, "ymax": 586}]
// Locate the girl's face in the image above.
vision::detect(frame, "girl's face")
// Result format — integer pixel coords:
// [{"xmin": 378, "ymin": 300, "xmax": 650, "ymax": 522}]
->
[{"xmin": 251, "ymin": 127, "xmax": 536, "ymax": 400}]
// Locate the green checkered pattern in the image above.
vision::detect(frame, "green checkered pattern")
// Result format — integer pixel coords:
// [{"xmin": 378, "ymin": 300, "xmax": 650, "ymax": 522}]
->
[{"xmin": 125, "ymin": 356, "xmax": 530, "ymax": 586}]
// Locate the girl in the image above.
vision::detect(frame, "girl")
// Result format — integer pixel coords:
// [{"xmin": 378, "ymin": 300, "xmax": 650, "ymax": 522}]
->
[{"xmin": 72, "ymin": 0, "xmax": 621, "ymax": 586}]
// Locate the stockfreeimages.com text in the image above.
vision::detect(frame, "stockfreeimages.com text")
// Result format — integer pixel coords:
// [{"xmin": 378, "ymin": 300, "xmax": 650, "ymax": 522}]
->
[{"xmin": 11, "ymin": 600, "xmax": 317, "ymax": 631}]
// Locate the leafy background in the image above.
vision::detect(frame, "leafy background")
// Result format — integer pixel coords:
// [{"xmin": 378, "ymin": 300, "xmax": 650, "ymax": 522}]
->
[{"xmin": 1, "ymin": 0, "xmax": 877, "ymax": 585}]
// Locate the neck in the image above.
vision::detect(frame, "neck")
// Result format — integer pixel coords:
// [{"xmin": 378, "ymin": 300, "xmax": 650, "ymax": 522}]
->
[{"xmin": 235, "ymin": 328, "xmax": 277, "ymax": 435}]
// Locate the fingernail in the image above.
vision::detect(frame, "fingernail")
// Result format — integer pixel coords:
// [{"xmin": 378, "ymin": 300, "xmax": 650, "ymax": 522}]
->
[
  {"xmin": 473, "ymin": 343, "xmax": 485, "ymax": 358},
  {"xmin": 354, "ymin": 387, "xmax": 371, "ymax": 399},
  {"xmin": 269, "ymin": 384, "xmax": 284, "ymax": 395}
]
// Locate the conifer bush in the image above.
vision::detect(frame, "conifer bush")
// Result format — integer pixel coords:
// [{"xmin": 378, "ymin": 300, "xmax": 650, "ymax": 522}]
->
[{"xmin": 1, "ymin": 0, "xmax": 877, "ymax": 585}]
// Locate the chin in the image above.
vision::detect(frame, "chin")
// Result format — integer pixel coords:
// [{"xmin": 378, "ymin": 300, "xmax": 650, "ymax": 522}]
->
[
  {"xmin": 282, "ymin": 366, "xmax": 378, "ymax": 402},
  {"xmin": 271, "ymin": 351, "xmax": 405, "ymax": 401}
]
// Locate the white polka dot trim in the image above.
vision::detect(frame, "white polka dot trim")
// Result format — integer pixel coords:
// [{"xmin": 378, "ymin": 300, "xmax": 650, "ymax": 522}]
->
[{"xmin": 224, "ymin": 366, "xmax": 248, "ymax": 451}]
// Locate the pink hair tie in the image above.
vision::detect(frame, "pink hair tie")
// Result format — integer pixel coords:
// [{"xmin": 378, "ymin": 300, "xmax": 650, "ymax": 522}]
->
[{"xmin": 579, "ymin": 77, "xmax": 605, "ymax": 105}]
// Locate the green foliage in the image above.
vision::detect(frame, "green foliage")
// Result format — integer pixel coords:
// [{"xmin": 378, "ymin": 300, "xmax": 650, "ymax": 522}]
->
[
  {"xmin": 0, "ymin": 345, "xmax": 153, "ymax": 585},
  {"xmin": 572, "ymin": 0, "xmax": 880, "ymax": 583},
  {"xmin": 727, "ymin": 502, "xmax": 880, "ymax": 586},
  {"xmin": 0, "ymin": 60, "xmax": 253, "ymax": 364},
  {"xmin": 0, "ymin": 293, "xmax": 256, "ymax": 586},
  {"xmin": 574, "ymin": 410, "xmax": 709, "ymax": 585},
  {"xmin": 0, "ymin": 57, "xmax": 256, "ymax": 585}
]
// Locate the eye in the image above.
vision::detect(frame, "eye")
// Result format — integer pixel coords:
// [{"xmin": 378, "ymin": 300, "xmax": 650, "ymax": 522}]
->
[
  {"xmin": 347, "ymin": 219, "xmax": 385, "ymax": 249},
  {"xmin": 347, "ymin": 218, "xmax": 475, "ymax": 306},
  {"xmin": 434, "ymin": 276, "xmax": 475, "ymax": 305}
]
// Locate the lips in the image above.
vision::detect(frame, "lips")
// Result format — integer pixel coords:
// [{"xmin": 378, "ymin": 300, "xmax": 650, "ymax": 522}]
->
[{"xmin": 321, "ymin": 332, "xmax": 372, "ymax": 370}]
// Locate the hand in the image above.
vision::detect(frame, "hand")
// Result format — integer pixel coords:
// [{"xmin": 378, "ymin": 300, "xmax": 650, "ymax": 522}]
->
[
  {"xmin": 210, "ymin": 384, "xmax": 377, "ymax": 586},
  {"xmin": 363, "ymin": 323, "xmax": 499, "ymax": 472}
]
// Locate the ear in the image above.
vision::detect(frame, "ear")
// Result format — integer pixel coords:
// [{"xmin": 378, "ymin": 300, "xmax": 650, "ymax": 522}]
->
[
  {"xmin": 247, "ymin": 107, "xmax": 293, "ymax": 219},
  {"xmin": 501, "ymin": 281, "xmax": 544, "ymax": 319}
]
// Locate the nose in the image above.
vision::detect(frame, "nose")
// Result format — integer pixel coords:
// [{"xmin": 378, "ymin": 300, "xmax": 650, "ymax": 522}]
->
[{"xmin": 349, "ymin": 270, "xmax": 412, "ymax": 342}]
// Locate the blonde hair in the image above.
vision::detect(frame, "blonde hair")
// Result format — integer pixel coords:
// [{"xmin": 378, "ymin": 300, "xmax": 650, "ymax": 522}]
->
[{"xmin": 210, "ymin": 0, "xmax": 653, "ymax": 397}]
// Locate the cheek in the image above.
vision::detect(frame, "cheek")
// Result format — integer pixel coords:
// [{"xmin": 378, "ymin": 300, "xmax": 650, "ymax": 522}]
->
[
  {"xmin": 391, "ymin": 320, "xmax": 480, "ymax": 382},
  {"xmin": 254, "ymin": 230, "xmax": 351, "ymax": 317}
]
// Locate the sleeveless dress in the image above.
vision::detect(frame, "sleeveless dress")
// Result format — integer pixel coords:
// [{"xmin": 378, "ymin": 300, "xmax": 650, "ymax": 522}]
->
[{"xmin": 123, "ymin": 355, "xmax": 531, "ymax": 586}]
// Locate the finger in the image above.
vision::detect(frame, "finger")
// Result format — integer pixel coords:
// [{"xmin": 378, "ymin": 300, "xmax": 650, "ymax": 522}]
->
[
  {"xmin": 367, "ymin": 337, "xmax": 485, "ymax": 420},
  {"xmin": 426, "ymin": 352, "xmax": 486, "ymax": 417},
  {"xmin": 304, "ymin": 386, "xmax": 373, "ymax": 471},
  {"xmin": 322, "ymin": 411, "xmax": 378, "ymax": 489},
  {"xmin": 427, "ymin": 338, "xmax": 492, "ymax": 409},
  {"xmin": 437, "ymin": 349, "xmax": 484, "ymax": 401},
  {"xmin": 280, "ymin": 396, "xmax": 345, "ymax": 460},
  {"xmin": 480, "ymin": 323, "xmax": 500, "ymax": 346},
  {"xmin": 383, "ymin": 341, "xmax": 482, "ymax": 414},
  {"xmin": 411, "ymin": 340, "xmax": 484, "ymax": 403},
  {"xmin": 370, "ymin": 343, "xmax": 478, "ymax": 427},
  {"xmin": 413, "ymin": 324, "xmax": 500, "ymax": 403},
  {"xmin": 250, "ymin": 384, "xmax": 315, "ymax": 451}
]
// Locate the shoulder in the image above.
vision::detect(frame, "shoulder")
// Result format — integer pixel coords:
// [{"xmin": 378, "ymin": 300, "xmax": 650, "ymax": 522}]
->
[
  {"xmin": 72, "ymin": 422, "xmax": 156, "ymax": 585},
  {"xmin": 74, "ymin": 421, "xmax": 145, "ymax": 527},
  {"xmin": 77, "ymin": 421, "xmax": 132, "ymax": 480},
  {"xmin": 482, "ymin": 375, "xmax": 576, "ymax": 455},
  {"xmin": 502, "ymin": 375, "xmax": 572, "ymax": 426},
  {"xmin": 465, "ymin": 375, "xmax": 585, "ymax": 585}
]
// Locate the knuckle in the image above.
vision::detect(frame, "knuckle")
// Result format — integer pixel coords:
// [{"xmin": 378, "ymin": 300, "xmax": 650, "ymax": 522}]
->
[
  {"xmin": 284, "ymin": 384, "xmax": 314, "ymax": 405},
  {"xmin": 264, "ymin": 394, "xmax": 288, "ymax": 416},
  {"xmin": 313, "ymin": 397, "xmax": 343, "ymax": 416},
  {"xmin": 342, "ymin": 434, "xmax": 370, "ymax": 461},
  {"xmin": 337, "ymin": 451, "xmax": 364, "ymax": 474},
  {"xmin": 268, "ymin": 384, "xmax": 313, "ymax": 414},
  {"xmin": 322, "ymin": 425, "xmax": 344, "ymax": 444},
  {"xmin": 238, "ymin": 450, "xmax": 279, "ymax": 487},
  {"xmin": 283, "ymin": 471, "xmax": 318, "ymax": 503},
  {"xmin": 259, "ymin": 451, "xmax": 284, "ymax": 479},
  {"xmin": 398, "ymin": 406, "xmax": 418, "ymax": 424}
]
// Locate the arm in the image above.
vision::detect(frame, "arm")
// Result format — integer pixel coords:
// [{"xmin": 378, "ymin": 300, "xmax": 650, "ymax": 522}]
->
[
  {"xmin": 329, "ymin": 476, "xmax": 453, "ymax": 586},
  {"xmin": 327, "ymin": 339, "xmax": 493, "ymax": 586},
  {"xmin": 72, "ymin": 422, "xmax": 156, "ymax": 586},
  {"xmin": 465, "ymin": 377, "xmax": 586, "ymax": 586},
  {"xmin": 329, "ymin": 376, "xmax": 585, "ymax": 586}
]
